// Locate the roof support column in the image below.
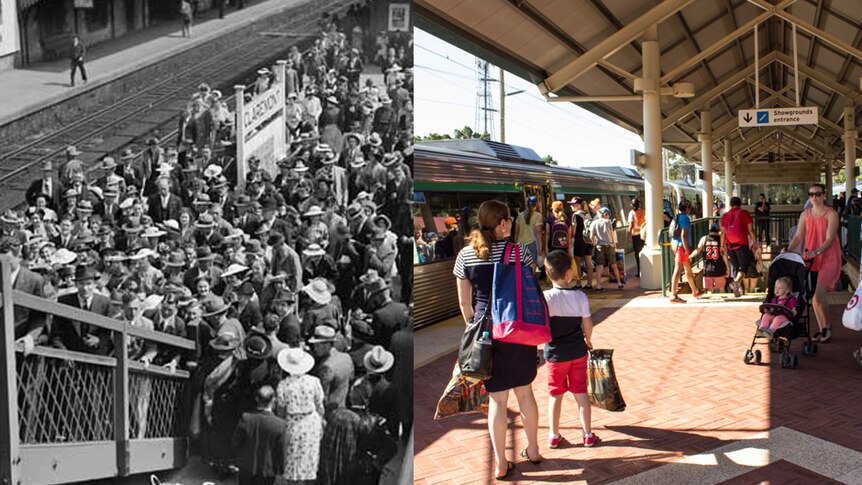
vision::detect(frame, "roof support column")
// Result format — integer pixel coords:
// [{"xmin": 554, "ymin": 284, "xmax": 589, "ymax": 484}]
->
[
  {"xmin": 724, "ymin": 139, "xmax": 733, "ymax": 208},
  {"xmin": 845, "ymin": 103, "xmax": 858, "ymax": 197},
  {"xmin": 824, "ymin": 137, "xmax": 833, "ymax": 204},
  {"xmin": 700, "ymin": 105, "xmax": 713, "ymax": 218},
  {"xmin": 639, "ymin": 24, "xmax": 663, "ymax": 290}
]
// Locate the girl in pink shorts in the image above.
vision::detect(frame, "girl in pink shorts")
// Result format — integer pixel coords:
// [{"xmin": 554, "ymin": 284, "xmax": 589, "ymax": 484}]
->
[{"xmin": 758, "ymin": 276, "xmax": 797, "ymax": 335}]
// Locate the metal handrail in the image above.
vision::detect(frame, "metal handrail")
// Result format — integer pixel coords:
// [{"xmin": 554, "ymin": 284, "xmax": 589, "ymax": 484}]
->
[{"xmin": 0, "ymin": 259, "xmax": 194, "ymax": 483}]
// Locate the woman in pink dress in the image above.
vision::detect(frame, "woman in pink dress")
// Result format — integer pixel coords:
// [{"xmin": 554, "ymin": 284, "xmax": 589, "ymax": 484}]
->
[{"xmin": 788, "ymin": 183, "xmax": 841, "ymax": 342}]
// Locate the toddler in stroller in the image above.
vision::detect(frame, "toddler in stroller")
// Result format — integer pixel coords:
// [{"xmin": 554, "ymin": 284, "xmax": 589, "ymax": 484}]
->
[
  {"xmin": 744, "ymin": 252, "xmax": 817, "ymax": 368},
  {"xmin": 757, "ymin": 276, "xmax": 797, "ymax": 335}
]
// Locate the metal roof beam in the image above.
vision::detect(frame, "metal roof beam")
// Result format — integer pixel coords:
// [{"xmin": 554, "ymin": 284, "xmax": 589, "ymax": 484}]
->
[
  {"xmin": 774, "ymin": 10, "xmax": 862, "ymax": 62},
  {"xmin": 538, "ymin": 0, "xmax": 695, "ymax": 94},
  {"xmin": 773, "ymin": 51, "xmax": 862, "ymax": 107},
  {"xmin": 662, "ymin": 52, "xmax": 776, "ymax": 130}
]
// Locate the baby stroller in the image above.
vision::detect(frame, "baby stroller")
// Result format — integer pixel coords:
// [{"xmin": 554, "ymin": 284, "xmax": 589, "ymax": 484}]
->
[{"xmin": 743, "ymin": 252, "xmax": 817, "ymax": 369}]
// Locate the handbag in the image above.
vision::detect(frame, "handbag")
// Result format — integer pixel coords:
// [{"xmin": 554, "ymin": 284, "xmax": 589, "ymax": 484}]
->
[
  {"xmin": 458, "ymin": 312, "xmax": 493, "ymax": 380},
  {"xmin": 842, "ymin": 257, "xmax": 862, "ymax": 331},
  {"xmin": 435, "ymin": 363, "xmax": 489, "ymax": 419},
  {"xmin": 491, "ymin": 243, "xmax": 551, "ymax": 345},
  {"xmin": 586, "ymin": 349, "xmax": 626, "ymax": 412}
]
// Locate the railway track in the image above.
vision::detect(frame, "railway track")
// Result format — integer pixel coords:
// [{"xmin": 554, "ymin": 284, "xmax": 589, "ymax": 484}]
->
[{"xmin": 0, "ymin": 0, "xmax": 348, "ymax": 211}]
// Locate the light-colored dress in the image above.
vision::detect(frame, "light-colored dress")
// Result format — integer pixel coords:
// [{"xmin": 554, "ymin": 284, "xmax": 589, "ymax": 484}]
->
[
  {"xmin": 804, "ymin": 207, "xmax": 841, "ymax": 289},
  {"xmin": 276, "ymin": 374, "xmax": 325, "ymax": 481}
]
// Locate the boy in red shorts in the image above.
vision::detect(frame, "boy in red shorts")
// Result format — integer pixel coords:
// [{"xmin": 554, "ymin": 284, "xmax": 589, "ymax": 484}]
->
[{"xmin": 542, "ymin": 250, "xmax": 598, "ymax": 448}]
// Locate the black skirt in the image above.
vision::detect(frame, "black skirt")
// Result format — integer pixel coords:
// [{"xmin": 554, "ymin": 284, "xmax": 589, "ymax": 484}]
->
[{"xmin": 484, "ymin": 340, "xmax": 538, "ymax": 393}]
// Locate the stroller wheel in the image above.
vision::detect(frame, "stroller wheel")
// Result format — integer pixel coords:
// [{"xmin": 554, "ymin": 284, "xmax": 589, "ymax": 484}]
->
[
  {"xmin": 802, "ymin": 343, "xmax": 810, "ymax": 356},
  {"xmin": 754, "ymin": 350, "xmax": 762, "ymax": 365},
  {"xmin": 780, "ymin": 353, "xmax": 790, "ymax": 368},
  {"xmin": 769, "ymin": 340, "xmax": 777, "ymax": 353},
  {"xmin": 812, "ymin": 343, "xmax": 818, "ymax": 355},
  {"xmin": 743, "ymin": 349, "xmax": 754, "ymax": 365},
  {"xmin": 791, "ymin": 354, "xmax": 799, "ymax": 369}
]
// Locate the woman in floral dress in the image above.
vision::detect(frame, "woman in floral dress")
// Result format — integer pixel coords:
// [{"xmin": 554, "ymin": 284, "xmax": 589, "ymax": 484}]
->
[{"xmin": 275, "ymin": 348, "xmax": 325, "ymax": 485}]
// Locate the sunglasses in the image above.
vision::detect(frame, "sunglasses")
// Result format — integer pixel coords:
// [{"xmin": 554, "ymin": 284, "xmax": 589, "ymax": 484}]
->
[{"xmin": 808, "ymin": 191, "xmax": 823, "ymax": 197}]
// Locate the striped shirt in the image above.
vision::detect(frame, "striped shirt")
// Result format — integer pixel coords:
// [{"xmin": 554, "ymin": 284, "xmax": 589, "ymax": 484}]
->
[{"xmin": 454, "ymin": 241, "xmax": 533, "ymax": 314}]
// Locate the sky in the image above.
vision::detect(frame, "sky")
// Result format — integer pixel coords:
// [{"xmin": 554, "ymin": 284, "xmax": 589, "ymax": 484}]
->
[{"xmin": 414, "ymin": 28, "xmax": 645, "ymax": 168}]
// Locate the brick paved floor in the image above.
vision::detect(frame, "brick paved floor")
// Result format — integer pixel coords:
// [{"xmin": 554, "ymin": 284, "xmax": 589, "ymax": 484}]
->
[{"xmin": 414, "ymin": 286, "xmax": 862, "ymax": 484}]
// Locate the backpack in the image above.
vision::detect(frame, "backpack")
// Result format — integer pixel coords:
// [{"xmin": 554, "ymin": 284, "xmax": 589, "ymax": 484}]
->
[
  {"xmin": 581, "ymin": 215, "xmax": 593, "ymax": 245},
  {"xmin": 668, "ymin": 215, "xmax": 682, "ymax": 240},
  {"xmin": 549, "ymin": 218, "xmax": 568, "ymax": 249}
]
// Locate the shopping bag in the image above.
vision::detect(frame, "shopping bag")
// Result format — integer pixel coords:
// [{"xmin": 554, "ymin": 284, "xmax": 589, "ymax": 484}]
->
[
  {"xmin": 458, "ymin": 313, "xmax": 493, "ymax": 380},
  {"xmin": 491, "ymin": 243, "xmax": 551, "ymax": 345},
  {"xmin": 842, "ymin": 280, "xmax": 862, "ymax": 331},
  {"xmin": 586, "ymin": 349, "xmax": 626, "ymax": 412},
  {"xmin": 434, "ymin": 363, "xmax": 489, "ymax": 419}
]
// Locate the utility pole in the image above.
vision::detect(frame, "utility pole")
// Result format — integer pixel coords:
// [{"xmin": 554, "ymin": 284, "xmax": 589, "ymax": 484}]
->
[{"xmin": 500, "ymin": 68, "xmax": 505, "ymax": 143}]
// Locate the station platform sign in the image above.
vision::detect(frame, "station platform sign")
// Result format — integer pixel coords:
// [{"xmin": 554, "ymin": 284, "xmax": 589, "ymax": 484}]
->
[
  {"xmin": 738, "ymin": 106, "xmax": 818, "ymax": 127},
  {"xmin": 735, "ymin": 161, "xmax": 819, "ymax": 184}
]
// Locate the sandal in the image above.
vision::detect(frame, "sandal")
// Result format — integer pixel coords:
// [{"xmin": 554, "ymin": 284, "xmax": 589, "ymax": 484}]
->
[
  {"xmin": 520, "ymin": 448, "xmax": 542, "ymax": 465},
  {"xmin": 584, "ymin": 285, "xmax": 593, "ymax": 290},
  {"xmin": 670, "ymin": 296, "xmax": 686, "ymax": 304},
  {"xmin": 820, "ymin": 327, "xmax": 832, "ymax": 343},
  {"xmin": 811, "ymin": 331, "xmax": 822, "ymax": 342},
  {"xmin": 495, "ymin": 461, "xmax": 514, "ymax": 480},
  {"xmin": 853, "ymin": 349, "xmax": 862, "ymax": 367}
]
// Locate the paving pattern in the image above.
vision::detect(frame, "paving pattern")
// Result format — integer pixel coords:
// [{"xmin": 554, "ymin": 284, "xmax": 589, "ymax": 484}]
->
[{"xmin": 414, "ymin": 284, "xmax": 862, "ymax": 484}]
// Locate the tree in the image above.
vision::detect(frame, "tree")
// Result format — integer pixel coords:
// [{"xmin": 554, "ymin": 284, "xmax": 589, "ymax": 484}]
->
[
  {"xmin": 453, "ymin": 126, "xmax": 490, "ymax": 140},
  {"xmin": 544, "ymin": 155, "xmax": 558, "ymax": 166},
  {"xmin": 414, "ymin": 133, "xmax": 452, "ymax": 141}
]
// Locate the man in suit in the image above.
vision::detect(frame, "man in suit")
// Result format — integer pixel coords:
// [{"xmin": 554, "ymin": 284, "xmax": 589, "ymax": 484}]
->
[
  {"xmin": 309, "ymin": 326, "xmax": 354, "ymax": 412},
  {"xmin": 231, "ymin": 385, "xmax": 287, "ymax": 485},
  {"xmin": 369, "ymin": 279, "xmax": 408, "ymax": 349},
  {"xmin": 234, "ymin": 282, "xmax": 262, "ymax": 331},
  {"xmin": 25, "ymin": 161, "xmax": 61, "ymax": 209},
  {"xmin": 0, "ymin": 238, "xmax": 47, "ymax": 353},
  {"xmin": 148, "ymin": 178, "xmax": 183, "ymax": 223},
  {"xmin": 52, "ymin": 217, "xmax": 76, "ymax": 250},
  {"xmin": 51, "ymin": 265, "xmax": 114, "ymax": 355}
]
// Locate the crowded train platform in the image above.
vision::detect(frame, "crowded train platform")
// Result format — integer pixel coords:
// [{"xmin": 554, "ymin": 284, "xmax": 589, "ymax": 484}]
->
[{"xmin": 1, "ymin": 1, "xmax": 413, "ymax": 484}]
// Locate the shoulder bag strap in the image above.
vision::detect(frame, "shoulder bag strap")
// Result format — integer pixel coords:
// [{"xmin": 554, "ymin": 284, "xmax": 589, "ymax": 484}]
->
[{"xmin": 513, "ymin": 243, "xmax": 523, "ymax": 323}]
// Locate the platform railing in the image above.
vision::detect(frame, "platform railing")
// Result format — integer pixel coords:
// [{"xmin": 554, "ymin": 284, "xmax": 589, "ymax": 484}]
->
[
  {"xmin": 0, "ymin": 260, "xmax": 195, "ymax": 485},
  {"xmin": 845, "ymin": 215, "xmax": 862, "ymax": 264}
]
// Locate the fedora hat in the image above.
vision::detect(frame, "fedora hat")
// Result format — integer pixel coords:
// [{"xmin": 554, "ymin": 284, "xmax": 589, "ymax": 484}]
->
[
  {"xmin": 244, "ymin": 239, "xmax": 264, "ymax": 256},
  {"xmin": 302, "ymin": 243, "xmax": 326, "ymax": 258},
  {"xmin": 244, "ymin": 334, "xmax": 272, "ymax": 360},
  {"xmin": 194, "ymin": 213, "xmax": 215, "ymax": 230},
  {"xmin": 359, "ymin": 269, "xmax": 380, "ymax": 285},
  {"xmin": 344, "ymin": 132, "xmax": 363, "ymax": 145},
  {"xmin": 192, "ymin": 194, "xmax": 212, "ymax": 207},
  {"xmin": 302, "ymin": 278, "xmax": 331, "ymax": 305},
  {"xmin": 202, "ymin": 297, "xmax": 230, "ymax": 318},
  {"xmin": 366, "ymin": 277, "xmax": 388, "ymax": 296},
  {"xmin": 222, "ymin": 263, "xmax": 249, "ymax": 279},
  {"xmin": 99, "ymin": 157, "xmax": 117, "ymax": 171},
  {"xmin": 381, "ymin": 153, "xmax": 398, "ymax": 167},
  {"xmin": 363, "ymin": 345, "xmax": 394, "ymax": 374},
  {"xmin": 277, "ymin": 348, "xmax": 314, "ymax": 375},
  {"xmin": 350, "ymin": 156, "xmax": 366, "ymax": 169},
  {"xmin": 293, "ymin": 160, "xmax": 309, "ymax": 172},
  {"xmin": 66, "ymin": 145, "xmax": 81, "ymax": 156},
  {"xmin": 76, "ymin": 200, "xmax": 93, "ymax": 212},
  {"xmin": 122, "ymin": 219, "xmax": 142, "ymax": 233},
  {"xmin": 367, "ymin": 133, "xmax": 383, "ymax": 147},
  {"xmin": 195, "ymin": 246, "xmax": 216, "ymax": 261},
  {"xmin": 141, "ymin": 226, "xmax": 166, "ymax": 238},
  {"xmin": 0, "ymin": 210, "xmax": 20, "ymax": 225},
  {"xmin": 237, "ymin": 281, "xmax": 255, "ymax": 296},
  {"xmin": 234, "ymin": 194, "xmax": 252, "ymax": 207},
  {"xmin": 302, "ymin": 206, "xmax": 325, "ymax": 218},
  {"xmin": 209, "ymin": 334, "xmax": 239, "ymax": 351},
  {"xmin": 75, "ymin": 265, "xmax": 97, "ymax": 282},
  {"xmin": 163, "ymin": 250, "xmax": 186, "ymax": 267},
  {"xmin": 307, "ymin": 325, "xmax": 336, "ymax": 344},
  {"xmin": 121, "ymin": 148, "xmax": 135, "ymax": 160}
]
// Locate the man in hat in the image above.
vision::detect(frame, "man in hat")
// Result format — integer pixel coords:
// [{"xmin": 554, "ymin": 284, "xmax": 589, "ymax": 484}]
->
[
  {"xmin": 369, "ymin": 278, "xmax": 408, "ymax": 349},
  {"xmin": 308, "ymin": 325, "xmax": 354, "ymax": 413},
  {"xmin": 231, "ymin": 385, "xmax": 287, "ymax": 485},
  {"xmin": 121, "ymin": 148, "xmax": 146, "ymax": 191},
  {"xmin": 372, "ymin": 96, "xmax": 395, "ymax": 149},
  {"xmin": 234, "ymin": 281, "xmax": 263, "ymax": 331},
  {"xmin": 183, "ymin": 246, "xmax": 223, "ymax": 290},
  {"xmin": 203, "ymin": 298, "xmax": 246, "ymax": 358},
  {"xmin": 0, "ymin": 211, "xmax": 28, "ymax": 246},
  {"xmin": 51, "ymin": 265, "xmax": 115, "ymax": 355},
  {"xmin": 0, "ymin": 237, "xmax": 48, "ymax": 353},
  {"xmin": 148, "ymin": 178, "xmax": 183, "ymax": 223},
  {"xmin": 69, "ymin": 34, "xmax": 87, "ymax": 87},
  {"xmin": 26, "ymin": 161, "xmax": 60, "ymax": 208},
  {"xmin": 346, "ymin": 48, "xmax": 363, "ymax": 90},
  {"xmin": 267, "ymin": 232, "xmax": 302, "ymax": 292}
]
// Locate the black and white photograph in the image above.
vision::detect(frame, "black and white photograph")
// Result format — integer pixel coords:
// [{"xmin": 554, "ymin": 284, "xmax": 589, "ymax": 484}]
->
[{"xmin": 0, "ymin": 0, "xmax": 412, "ymax": 484}]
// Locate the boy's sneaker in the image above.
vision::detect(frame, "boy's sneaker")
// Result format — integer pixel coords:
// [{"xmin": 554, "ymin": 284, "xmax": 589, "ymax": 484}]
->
[
  {"xmin": 583, "ymin": 433, "xmax": 600, "ymax": 447},
  {"xmin": 549, "ymin": 433, "xmax": 563, "ymax": 448}
]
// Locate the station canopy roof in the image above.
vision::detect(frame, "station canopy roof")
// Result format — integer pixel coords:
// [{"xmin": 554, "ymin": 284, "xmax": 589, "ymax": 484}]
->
[{"xmin": 415, "ymin": 0, "xmax": 862, "ymax": 172}]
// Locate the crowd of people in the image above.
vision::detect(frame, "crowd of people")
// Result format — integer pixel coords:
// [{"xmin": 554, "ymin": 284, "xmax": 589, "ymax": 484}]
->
[{"xmin": 7, "ymin": 8, "xmax": 412, "ymax": 485}]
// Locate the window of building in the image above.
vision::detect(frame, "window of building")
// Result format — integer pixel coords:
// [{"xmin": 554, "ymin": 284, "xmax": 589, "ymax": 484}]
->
[{"xmin": 84, "ymin": 0, "xmax": 110, "ymax": 32}]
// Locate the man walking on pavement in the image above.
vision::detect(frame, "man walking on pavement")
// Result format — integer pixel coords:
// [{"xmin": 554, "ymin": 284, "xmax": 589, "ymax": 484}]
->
[
  {"xmin": 721, "ymin": 196, "xmax": 756, "ymax": 296},
  {"xmin": 69, "ymin": 35, "xmax": 87, "ymax": 87},
  {"xmin": 231, "ymin": 386, "xmax": 288, "ymax": 485}
]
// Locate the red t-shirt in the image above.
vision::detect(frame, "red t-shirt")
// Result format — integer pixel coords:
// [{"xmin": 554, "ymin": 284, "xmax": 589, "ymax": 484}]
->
[{"xmin": 720, "ymin": 207, "xmax": 753, "ymax": 246}]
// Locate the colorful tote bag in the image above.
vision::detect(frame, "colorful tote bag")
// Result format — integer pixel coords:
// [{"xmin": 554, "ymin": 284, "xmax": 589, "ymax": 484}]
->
[{"xmin": 490, "ymin": 243, "xmax": 551, "ymax": 345}]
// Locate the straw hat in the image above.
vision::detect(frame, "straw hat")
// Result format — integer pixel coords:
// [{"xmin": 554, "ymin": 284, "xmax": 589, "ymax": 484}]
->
[
  {"xmin": 101, "ymin": 157, "xmax": 117, "ymax": 171},
  {"xmin": 141, "ymin": 226, "xmax": 166, "ymax": 238},
  {"xmin": 209, "ymin": 334, "xmax": 239, "ymax": 351},
  {"xmin": 194, "ymin": 213, "xmax": 215, "ymax": 230},
  {"xmin": 307, "ymin": 325, "xmax": 336, "ymax": 344},
  {"xmin": 222, "ymin": 263, "xmax": 250, "ymax": 279},
  {"xmin": 302, "ymin": 243, "xmax": 326, "ymax": 258},
  {"xmin": 302, "ymin": 278, "xmax": 331, "ymax": 305},
  {"xmin": 302, "ymin": 206, "xmax": 325, "ymax": 218},
  {"xmin": 363, "ymin": 345, "xmax": 394, "ymax": 374},
  {"xmin": 367, "ymin": 133, "xmax": 383, "ymax": 147},
  {"xmin": 277, "ymin": 348, "xmax": 314, "ymax": 375}
]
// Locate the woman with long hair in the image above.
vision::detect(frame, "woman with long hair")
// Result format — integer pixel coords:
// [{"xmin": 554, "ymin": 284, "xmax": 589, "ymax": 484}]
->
[
  {"xmin": 453, "ymin": 199, "xmax": 541, "ymax": 479},
  {"xmin": 788, "ymin": 183, "xmax": 841, "ymax": 343},
  {"xmin": 571, "ymin": 198, "xmax": 595, "ymax": 289}
]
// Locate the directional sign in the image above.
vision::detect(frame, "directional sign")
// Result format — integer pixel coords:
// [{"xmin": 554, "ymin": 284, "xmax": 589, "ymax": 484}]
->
[{"xmin": 738, "ymin": 106, "xmax": 818, "ymax": 127}]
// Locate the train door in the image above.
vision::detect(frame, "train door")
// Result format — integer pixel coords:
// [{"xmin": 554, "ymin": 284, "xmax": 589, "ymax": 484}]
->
[{"xmin": 522, "ymin": 184, "xmax": 551, "ymax": 216}]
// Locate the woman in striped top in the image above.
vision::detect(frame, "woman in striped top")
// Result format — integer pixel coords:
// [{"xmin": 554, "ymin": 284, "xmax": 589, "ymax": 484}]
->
[{"xmin": 454, "ymin": 199, "xmax": 542, "ymax": 479}]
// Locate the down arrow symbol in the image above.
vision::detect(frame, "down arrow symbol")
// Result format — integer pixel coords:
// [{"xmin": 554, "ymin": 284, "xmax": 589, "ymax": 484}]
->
[{"xmin": 743, "ymin": 113, "xmax": 753, "ymax": 123}]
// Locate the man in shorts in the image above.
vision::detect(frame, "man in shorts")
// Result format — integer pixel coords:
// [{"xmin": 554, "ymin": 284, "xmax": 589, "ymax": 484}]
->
[
  {"xmin": 720, "ymin": 196, "xmax": 757, "ymax": 296},
  {"xmin": 669, "ymin": 201, "xmax": 699, "ymax": 303}
]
